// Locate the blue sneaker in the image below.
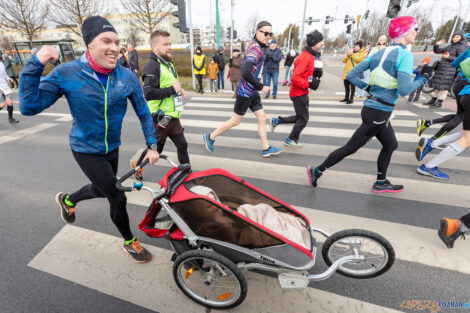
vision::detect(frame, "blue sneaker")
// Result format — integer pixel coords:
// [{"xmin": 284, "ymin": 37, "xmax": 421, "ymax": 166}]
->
[
  {"xmin": 284, "ymin": 138, "xmax": 302, "ymax": 148},
  {"xmin": 262, "ymin": 146, "xmax": 282, "ymax": 158},
  {"xmin": 416, "ymin": 164, "xmax": 449, "ymax": 179},
  {"xmin": 307, "ymin": 165, "xmax": 322, "ymax": 187},
  {"xmin": 415, "ymin": 137, "xmax": 434, "ymax": 161},
  {"xmin": 270, "ymin": 117, "xmax": 279, "ymax": 132},
  {"xmin": 203, "ymin": 133, "xmax": 214, "ymax": 152}
]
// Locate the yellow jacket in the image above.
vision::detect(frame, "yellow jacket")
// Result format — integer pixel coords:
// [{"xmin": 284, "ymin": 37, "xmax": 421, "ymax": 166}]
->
[
  {"xmin": 193, "ymin": 54, "xmax": 206, "ymax": 75},
  {"xmin": 342, "ymin": 48, "xmax": 365, "ymax": 79}
]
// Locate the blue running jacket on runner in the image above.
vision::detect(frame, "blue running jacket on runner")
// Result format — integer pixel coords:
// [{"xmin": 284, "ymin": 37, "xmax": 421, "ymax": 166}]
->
[
  {"xmin": 451, "ymin": 46, "xmax": 470, "ymax": 96},
  {"xmin": 236, "ymin": 40, "xmax": 265, "ymax": 98},
  {"xmin": 19, "ymin": 54, "xmax": 157, "ymax": 155},
  {"xmin": 346, "ymin": 43, "xmax": 426, "ymax": 112}
]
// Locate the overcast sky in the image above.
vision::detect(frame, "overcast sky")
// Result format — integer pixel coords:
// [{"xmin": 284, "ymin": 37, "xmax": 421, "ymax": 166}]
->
[{"xmin": 186, "ymin": 0, "xmax": 470, "ymax": 39}]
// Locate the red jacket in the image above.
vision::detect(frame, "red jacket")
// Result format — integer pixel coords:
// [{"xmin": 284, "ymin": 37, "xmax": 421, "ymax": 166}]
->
[{"xmin": 289, "ymin": 50, "xmax": 315, "ymax": 97}]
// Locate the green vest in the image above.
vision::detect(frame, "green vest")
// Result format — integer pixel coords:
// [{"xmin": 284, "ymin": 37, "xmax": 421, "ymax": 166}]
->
[{"xmin": 147, "ymin": 58, "xmax": 182, "ymax": 119}]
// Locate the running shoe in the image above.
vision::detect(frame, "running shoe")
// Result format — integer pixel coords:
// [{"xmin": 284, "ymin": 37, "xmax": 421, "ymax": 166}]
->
[
  {"xmin": 262, "ymin": 146, "xmax": 282, "ymax": 157},
  {"xmin": 55, "ymin": 192, "xmax": 75, "ymax": 224},
  {"xmin": 415, "ymin": 137, "xmax": 433, "ymax": 161},
  {"xmin": 438, "ymin": 218, "xmax": 466, "ymax": 249},
  {"xmin": 130, "ymin": 159, "xmax": 144, "ymax": 181},
  {"xmin": 122, "ymin": 239, "xmax": 152, "ymax": 263},
  {"xmin": 270, "ymin": 117, "xmax": 279, "ymax": 132},
  {"xmin": 284, "ymin": 138, "xmax": 302, "ymax": 147},
  {"xmin": 371, "ymin": 180, "xmax": 404, "ymax": 193},
  {"xmin": 203, "ymin": 133, "xmax": 214, "ymax": 152},
  {"xmin": 416, "ymin": 119, "xmax": 429, "ymax": 137},
  {"xmin": 416, "ymin": 164, "xmax": 449, "ymax": 179},
  {"xmin": 306, "ymin": 165, "xmax": 322, "ymax": 187}
]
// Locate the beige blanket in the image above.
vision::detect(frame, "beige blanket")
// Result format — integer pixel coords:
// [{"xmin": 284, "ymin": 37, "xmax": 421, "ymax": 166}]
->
[{"xmin": 237, "ymin": 203, "xmax": 311, "ymax": 250}]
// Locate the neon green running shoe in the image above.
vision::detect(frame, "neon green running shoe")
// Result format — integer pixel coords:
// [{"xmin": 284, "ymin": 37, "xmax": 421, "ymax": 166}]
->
[{"xmin": 416, "ymin": 119, "xmax": 429, "ymax": 137}]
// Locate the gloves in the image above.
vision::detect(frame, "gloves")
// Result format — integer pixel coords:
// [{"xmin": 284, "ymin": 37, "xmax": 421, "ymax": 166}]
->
[
  {"xmin": 313, "ymin": 68, "xmax": 323, "ymax": 78},
  {"xmin": 309, "ymin": 77, "xmax": 320, "ymax": 90}
]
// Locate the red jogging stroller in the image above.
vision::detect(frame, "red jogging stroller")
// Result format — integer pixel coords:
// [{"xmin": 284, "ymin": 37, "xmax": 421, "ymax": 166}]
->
[{"xmin": 117, "ymin": 156, "xmax": 395, "ymax": 310}]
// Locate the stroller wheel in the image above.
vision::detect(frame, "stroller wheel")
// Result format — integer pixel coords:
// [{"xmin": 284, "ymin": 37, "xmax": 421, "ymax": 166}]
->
[
  {"xmin": 321, "ymin": 229, "xmax": 395, "ymax": 279},
  {"xmin": 173, "ymin": 249, "xmax": 247, "ymax": 309}
]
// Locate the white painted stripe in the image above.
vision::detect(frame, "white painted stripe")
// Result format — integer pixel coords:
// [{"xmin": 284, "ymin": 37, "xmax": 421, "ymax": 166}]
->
[
  {"xmin": 29, "ymin": 225, "xmax": 403, "ymax": 313},
  {"xmin": 181, "ymin": 118, "xmax": 422, "ymax": 143},
  {"xmin": 124, "ymin": 182, "xmax": 470, "ymax": 275},
  {"xmin": 151, "ymin": 151, "xmax": 470, "ymax": 208},
  {"xmin": 0, "ymin": 123, "xmax": 57, "ymax": 144},
  {"xmin": 2, "ymin": 110, "xmax": 71, "ymax": 118},
  {"xmin": 190, "ymin": 97, "xmax": 354, "ymax": 105},
  {"xmin": 182, "ymin": 133, "xmax": 469, "ymax": 171},
  {"xmin": 335, "ymin": 92, "xmax": 346, "ymax": 95},
  {"xmin": 185, "ymin": 102, "xmax": 417, "ymax": 116}
]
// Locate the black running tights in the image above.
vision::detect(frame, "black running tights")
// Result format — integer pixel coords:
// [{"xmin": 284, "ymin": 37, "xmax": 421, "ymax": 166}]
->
[
  {"xmin": 68, "ymin": 148, "xmax": 133, "ymax": 241},
  {"xmin": 318, "ymin": 106, "xmax": 398, "ymax": 180}
]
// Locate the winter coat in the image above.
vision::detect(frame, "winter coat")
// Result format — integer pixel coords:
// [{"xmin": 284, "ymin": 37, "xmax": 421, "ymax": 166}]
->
[
  {"xmin": 432, "ymin": 34, "xmax": 467, "ymax": 90},
  {"xmin": 284, "ymin": 52, "xmax": 298, "ymax": 67},
  {"xmin": 207, "ymin": 62, "xmax": 219, "ymax": 80},
  {"xmin": 119, "ymin": 55, "xmax": 129, "ymax": 68},
  {"xmin": 19, "ymin": 54, "xmax": 156, "ymax": 155},
  {"xmin": 229, "ymin": 55, "xmax": 242, "ymax": 82},
  {"xmin": 128, "ymin": 49, "xmax": 139, "ymax": 72},
  {"xmin": 213, "ymin": 51, "xmax": 226, "ymax": 71},
  {"xmin": 290, "ymin": 49, "xmax": 316, "ymax": 98},
  {"xmin": 342, "ymin": 48, "xmax": 365, "ymax": 80},
  {"xmin": 3, "ymin": 57, "xmax": 15, "ymax": 77},
  {"xmin": 264, "ymin": 47, "xmax": 283, "ymax": 73},
  {"xmin": 193, "ymin": 54, "xmax": 206, "ymax": 75}
]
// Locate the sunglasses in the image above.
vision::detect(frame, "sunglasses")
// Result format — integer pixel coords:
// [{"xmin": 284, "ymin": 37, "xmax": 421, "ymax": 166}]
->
[
  {"xmin": 259, "ymin": 31, "xmax": 274, "ymax": 37},
  {"xmin": 414, "ymin": 27, "xmax": 419, "ymax": 32}
]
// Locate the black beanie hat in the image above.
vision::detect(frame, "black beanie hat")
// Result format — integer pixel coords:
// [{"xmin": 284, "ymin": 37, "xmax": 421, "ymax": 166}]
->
[
  {"xmin": 354, "ymin": 41, "xmax": 363, "ymax": 49},
  {"xmin": 306, "ymin": 30, "xmax": 324, "ymax": 47},
  {"xmin": 82, "ymin": 16, "xmax": 117, "ymax": 47},
  {"xmin": 256, "ymin": 21, "xmax": 272, "ymax": 30}
]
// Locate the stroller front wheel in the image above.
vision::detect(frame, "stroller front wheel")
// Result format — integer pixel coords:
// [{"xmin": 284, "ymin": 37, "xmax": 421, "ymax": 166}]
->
[
  {"xmin": 173, "ymin": 249, "xmax": 248, "ymax": 309},
  {"xmin": 322, "ymin": 229, "xmax": 395, "ymax": 279}
]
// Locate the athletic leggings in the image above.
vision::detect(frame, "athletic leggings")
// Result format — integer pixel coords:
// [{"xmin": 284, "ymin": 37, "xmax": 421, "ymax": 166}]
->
[
  {"xmin": 431, "ymin": 78, "xmax": 467, "ymax": 139},
  {"xmin": 318, "ymin": 106, "xmax": 398, "ymax": 180},
  {"xmin": 344, "ymin": 79, "xmax": 356, "ymax": 101},
  {"xmin": 68, "ymin": 148, "xmax": 133, "ymax": 241}
]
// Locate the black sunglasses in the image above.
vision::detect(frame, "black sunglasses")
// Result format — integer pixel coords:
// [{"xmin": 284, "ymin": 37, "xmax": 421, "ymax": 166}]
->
[
  {"xmin": 259, "ymin": 31, "xmax": 273, "ymax": 37},
  {"xmin": 415, "ymin": 27, "xmax": 419, "ymax": 32}
]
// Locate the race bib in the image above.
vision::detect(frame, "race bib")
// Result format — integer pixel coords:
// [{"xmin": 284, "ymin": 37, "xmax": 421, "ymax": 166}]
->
[{"xmin": 173, "ymin": 93, "xmax": 184, "ymax": 112}]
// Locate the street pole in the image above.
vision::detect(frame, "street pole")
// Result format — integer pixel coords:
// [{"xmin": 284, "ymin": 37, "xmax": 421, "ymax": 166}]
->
[
  {"xmin": 216, "ymin": 0, "xmax": 221, "ymax": 47},
  {"xmin": 398, "ymin": 0, "xmax": 406, "ymax": 17},
  {"xmin": 287, "ymin": 24, "xmax": 295, "ymax": 52},
  {"xmin": 230, "ymin": 0, "xmax": 234, "ymax": 53},
  {"xmin": 448, "ymin": 0, "xmax": 462, "ymax": 43},
  {"xmin": 358, "ymin": 0, "xmax": 370, "ymax": 41},
  {"xmin": 297, "ymin": 0, "xmax": 308, "ymax": 53},
  {"xmin": 187, "ymin": 0, "xmax": 196, "ymax": 90}
]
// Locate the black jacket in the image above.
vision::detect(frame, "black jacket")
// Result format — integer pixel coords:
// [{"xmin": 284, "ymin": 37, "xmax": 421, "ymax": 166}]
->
[
  {"xmin": 119, "ymin": 55, "xmax": 128, "ymax": 68},
  {"xmin": 213, "ymin": 51, "xmax": 226, "ymax": 71},
  {"xmin": 432, "ymin": 33, "xmax": 467, "ymax": 90},
  {"xmin": 284, "ymin": 52, "xmax": 298, "ymax": 67},
  {"xmin": 128, "ymin": 49, "xmax": 139, "ymax": 72},
  {"xmin": 142, "ymin": 51, "xmax": 177, "ymax": 101}
]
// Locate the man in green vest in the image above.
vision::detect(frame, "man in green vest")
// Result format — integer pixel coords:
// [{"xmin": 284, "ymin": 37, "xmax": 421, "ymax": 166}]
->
[{"xmin": 141, "ymin": 29, "xmax": 189, "ymax": 167}]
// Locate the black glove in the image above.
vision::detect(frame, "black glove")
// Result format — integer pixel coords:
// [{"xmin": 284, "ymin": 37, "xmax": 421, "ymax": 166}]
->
[
  {"xmin": 421, "ymin": 66, "xmax": 433, "ymax": 78},
  {"xmin": 421, "ymin": 73, "xmax": 430, "ymax": 80},
  {"xmin": 309, "ymin": 78, "xmax": 320, "ymax": 90},
  {"xmin": 313, "ymin": 67, "xmax": 323, "ymax": 78}
]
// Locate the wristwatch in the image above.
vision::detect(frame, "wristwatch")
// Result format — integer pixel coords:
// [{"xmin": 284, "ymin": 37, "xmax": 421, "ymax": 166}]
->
[{"xmin": 148, "ymin": 143, "xmax": 158, "ymax": 151}]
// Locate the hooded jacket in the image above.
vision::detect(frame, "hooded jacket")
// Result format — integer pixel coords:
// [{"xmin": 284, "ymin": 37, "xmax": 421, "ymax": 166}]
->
[
  {"xmin": 342, "ymin": 48, "xmax": 365, "ymax": 79},
  {"xmin": 19, "ymin": 54, "xmax": 157, "ymax": 154}
]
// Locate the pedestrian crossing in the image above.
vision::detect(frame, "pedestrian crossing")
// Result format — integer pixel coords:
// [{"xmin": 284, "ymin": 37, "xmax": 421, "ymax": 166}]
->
[{"xmin": 24, "ymin": 95, "xmax": 469, "ymax": 313}]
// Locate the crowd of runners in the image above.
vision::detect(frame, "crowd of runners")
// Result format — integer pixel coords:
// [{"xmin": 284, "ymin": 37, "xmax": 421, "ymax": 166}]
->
[{"xmin": 11, "ymin": 13, "xmax": 469, "ymax": 265}]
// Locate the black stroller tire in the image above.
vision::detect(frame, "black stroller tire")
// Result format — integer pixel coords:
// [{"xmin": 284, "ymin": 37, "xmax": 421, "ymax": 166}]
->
[
  {"xmin": 322, "ymin": 229, "xmax": 395, "ymax": 279},
  {"xmin": 173, "ymin": 249, "xmax": 247, "ymax": 310}
]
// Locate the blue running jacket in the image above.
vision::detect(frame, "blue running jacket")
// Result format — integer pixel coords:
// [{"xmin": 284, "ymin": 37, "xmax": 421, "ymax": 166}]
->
[{"xmin": 19, "ymin": 54, "xmax": 157, "ymax": 155}]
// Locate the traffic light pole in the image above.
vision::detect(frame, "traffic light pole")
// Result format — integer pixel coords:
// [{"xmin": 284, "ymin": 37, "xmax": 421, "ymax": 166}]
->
[
  {"xmin": 230, "ymin": 0, "xmax": 234, "ymax": 54},
  {"xmin": 187, "ymin": 0, "xmax": 196, "ymax": 90},
  {"xmin": 448, "ymin": 0, "xmax": 462, "ymax": 43},
  {"xmin": 297, "ymin": 0, "xmax": 308, "ymax": 54},
  {"xmin": 216, "ymin": 0, "xmax": 221, "ymax": 47}
]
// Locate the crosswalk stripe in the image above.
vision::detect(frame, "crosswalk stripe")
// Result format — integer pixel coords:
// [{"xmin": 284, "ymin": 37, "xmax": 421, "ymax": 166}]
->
[
  {"xmin": 181, "ymin": 118, "xmax": 423, "ymax": 143},
  {"xmin": 182, "ymin": 133, "xmax": 469, "ymax": 171},
  {"xmin": 190, "ymin": 96, "xmax": 364, "ymax": 106},
  {"xmin": 149, "ymin": 151, "xmax": 469, "ymax": 209},
  {"xmin": 124, "ymin": 180, "xmax": 470, "ymax": 275},
  {"xmin": 185, "ymin": 102, "xmax": 418, "ymax": 116},
  {"xmin": 0, "ymin": 122, "xmax": 57, "ymax": 144},
  {"xmin": 29, "ymin": 225, "xmax": 403, "ymax": 313}
]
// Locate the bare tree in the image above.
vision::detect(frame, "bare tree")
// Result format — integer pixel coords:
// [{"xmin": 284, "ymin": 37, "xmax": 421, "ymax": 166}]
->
[
  {"xmin": 48, "ymin": 0, "xmax": 106, "ymax": 37},
  {"xmin": 359, "ymin": 11, "xmax": 389, "ymax": 46},
  {"xmin": 127, "ymin": 23, "xmax": 142, "ymax": 47},
  {"xmin": 0, "ymin": 36, "xmax": 14, "ymax": 51},
  {"xmin": 0, "ymin": 0, "xmax": 49, "ymax": 46},
  {"xmin": 120, "ymin": 0, "xmax": 171, "ymax": 34},
  {"xmin": 245, "ymin": 11, "xmax": 260, "ymax": 40},
  {"xmin": 277, "ymin": 23, "xmax": 299, "ymax": 49}
]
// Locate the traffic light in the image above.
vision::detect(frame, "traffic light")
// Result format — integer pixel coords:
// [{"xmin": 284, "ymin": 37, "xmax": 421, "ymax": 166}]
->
[
  {"xmin": 461, "ymin": 22, "xmax": 468, "ymax": 31},
  {"xmin": 407, "ymin": 0, "xmax": 419, "ymax": 8},
  {"xmin": 386, "ymin": 0, "xmax": 401, "ymax": 18},
  {"xmin": 325, "ymin": 15, "xmax": 330, "ymax": 25},
  {"xmin": 308, "ymin": 16, "xmax": 313, "ymax": 25},
  {"xmin": 227, "ymin": 26, "xmax": 232, "ymax": 39},
  {"xmin": 346, "ymin": 24, "xmax": 352, "ymax": 34},
  {"xmin": 170, "ymin": 0, "xmax": 187, "ymax": 33},
  {"xmin": 344, "ymin": 15, "xmax": 349, "ymax": 24},
  {"xmin": 233, "ymin": 30, "xmax": 237, "ymax": 40},
  {"xmin": 364, "ymin": 10, "xmax": 370, "ymax": 20}
]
